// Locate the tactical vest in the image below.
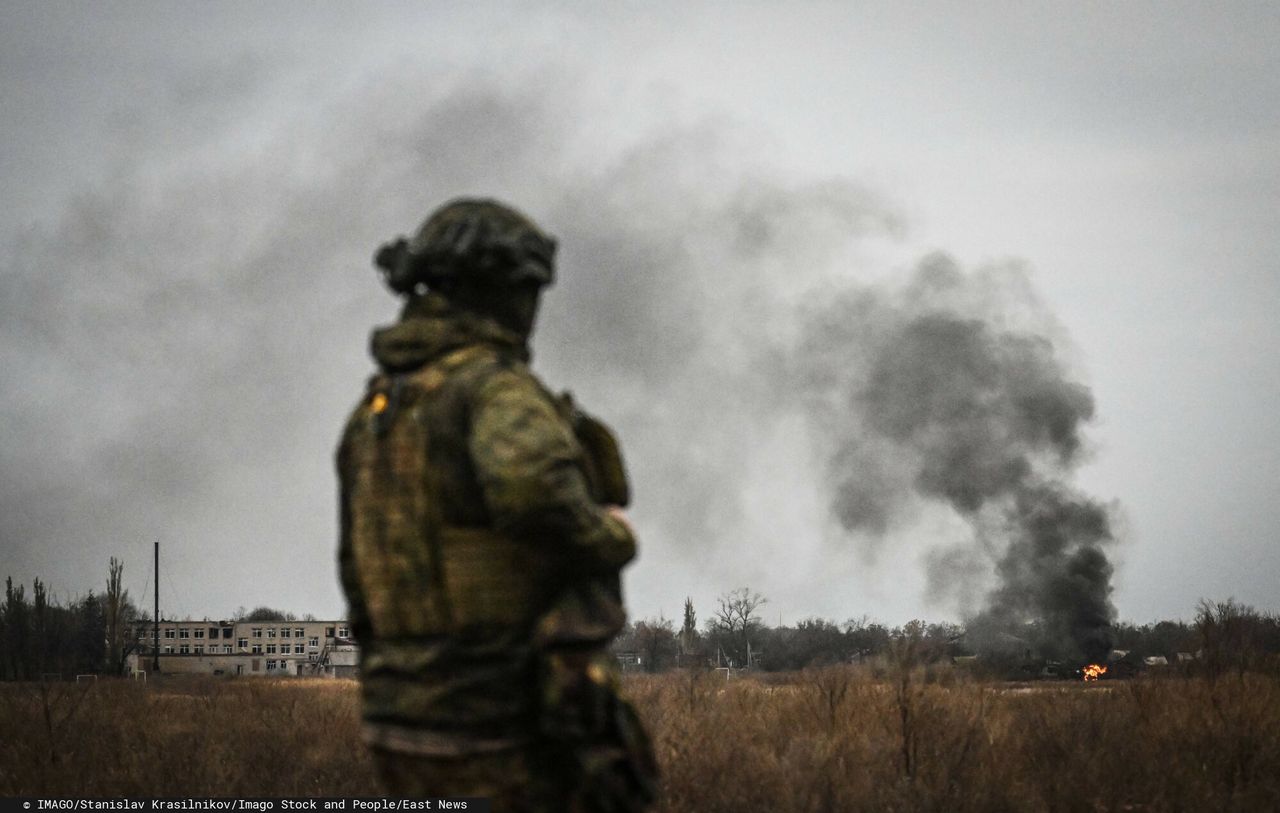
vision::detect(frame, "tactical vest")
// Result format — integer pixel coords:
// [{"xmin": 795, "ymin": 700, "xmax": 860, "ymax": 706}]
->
[{"xmin": 342, "ymin": 346, "xmax": 561, "ymax": 638}]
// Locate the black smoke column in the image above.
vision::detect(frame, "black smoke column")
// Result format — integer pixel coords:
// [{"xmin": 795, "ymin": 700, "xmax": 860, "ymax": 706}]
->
[{"xmin": 794, "ymin": 254, "xmax": 1116, "ymax": 663}]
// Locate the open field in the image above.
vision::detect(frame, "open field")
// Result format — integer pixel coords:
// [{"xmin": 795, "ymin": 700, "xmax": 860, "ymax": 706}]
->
[{"xmin": 2, "ymin": 670, "xmax": 1278, "ymax": 811}]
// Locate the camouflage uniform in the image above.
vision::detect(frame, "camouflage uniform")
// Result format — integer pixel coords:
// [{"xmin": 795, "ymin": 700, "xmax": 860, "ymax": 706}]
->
[{"xmin": 337, "ymin": 200, "xmax": 655, "ymax": 811}]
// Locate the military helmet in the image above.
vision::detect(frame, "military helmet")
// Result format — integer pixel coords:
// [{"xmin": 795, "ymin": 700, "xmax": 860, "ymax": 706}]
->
[{"xmin": 375, "ymin": 198, "xmax": 556, "ymax": 296}]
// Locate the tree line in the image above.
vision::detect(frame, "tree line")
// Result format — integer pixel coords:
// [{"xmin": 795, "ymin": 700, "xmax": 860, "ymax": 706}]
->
[
  {"xmin": 0, "ymin": 558, "xmax": 142, "ymax": 680},
  {"xmin": 6, "ymin": 568, "xmax": 1279, "ymax": 680},
  {"xmin": 612, "ymin": 588, "xmax": 1280, "ymax": 676}
]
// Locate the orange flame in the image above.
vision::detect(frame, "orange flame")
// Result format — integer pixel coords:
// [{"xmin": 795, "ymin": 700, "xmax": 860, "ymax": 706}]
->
[{"xmin": 1082, "ymin": 663, "xmax": 1108, "ymax": 681}]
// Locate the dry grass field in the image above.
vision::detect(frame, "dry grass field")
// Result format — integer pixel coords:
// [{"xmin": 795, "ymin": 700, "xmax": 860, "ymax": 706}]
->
[{"xmin": 2, "ymin": 669, "xmax": 1278, "ymax": 811}]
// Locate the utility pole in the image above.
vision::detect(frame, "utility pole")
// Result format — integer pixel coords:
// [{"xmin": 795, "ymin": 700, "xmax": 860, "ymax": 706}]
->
[{"xmin": 152, "ymin": 541, "xmax": 159, "ymax": 672}]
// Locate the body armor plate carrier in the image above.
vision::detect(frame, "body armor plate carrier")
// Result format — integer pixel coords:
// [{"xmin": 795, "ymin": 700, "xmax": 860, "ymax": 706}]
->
[{"xmin": 344, "ymin": 347, "xmax": 558, "ymax": 638}]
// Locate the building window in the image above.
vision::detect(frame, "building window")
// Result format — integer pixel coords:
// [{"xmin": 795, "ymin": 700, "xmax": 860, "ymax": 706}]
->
[
  {"xmin": 280, "ymin": 628, "xmax": 290, "ymax": 638},
  {"xmin": 179, "ymin": 644, "xmax": 190, "ymax": 654},
  {"xmin": 179, "ymin": 628, "xmax": 190, "ymax": 639},
  {"xmin": 294, "ymin": 644, "xmax": 304, "ymax": 655},
  {"xmin": 222, "ymin": 627, "xmax": 232, "ymax": 639},
  {"xmin": 194, "ymin": 645, "xmax": 204, "ymax": 655},
  {"xmin": 209, "ymin": 627, "xmax": 219, "ymax": 638},
  {"xmin": 237, "ymin": 638, "xmax": 248, "ymax": 650},
  {"xmin": 194, "ymin": 628, "xmax": 204, "ymax": 639},
  {"xmin": 294, "ymin": 627, "xmax": 305, "ymax": 637},
  {"xmin": 251, "ymin": 627, "xmax": 263, "ymax": 638},
  {"xmin": 164, "ymin": 628, "xmax": 176, "ymax": 639},
  {"xmin": 266, "ymin": 627, "xmax": 276, "ymax": 638},
  {"xmin": 266, "ymin": 644, "xmax": 277, "ymax": 654},
  {"xmin": 251, "ymin": 659, "xmax": 260, "ymax": 672},
  {"xmin": 325, "ymin": 627, "xmax": 335, "ymax": 638},
  {"xmin": 164, "ymin": 646, "xmax": 173, "ymax": 654},
  {"xmin": 265, "ymin": 659, "xmax": 276, "ymax": 670},
  {"xmin": 309, "ymin": 637, "xmax": 319, "ymax": 648},
  {"xmin": 223, "ymin": 645, "xmax": 232, "ymax": 654},
  {"xmin": 338, "ymin": 626, "xmax": 350, "ymax": 638},
  {"xmin": 252, "ymin": 643, "xmax": 263, "ymax": 654}
]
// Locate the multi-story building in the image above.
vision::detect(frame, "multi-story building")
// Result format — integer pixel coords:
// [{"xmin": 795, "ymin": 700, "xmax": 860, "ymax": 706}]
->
[{"xmin": 128, "ymin": 619, "xmax": 358, "ymax": 678}]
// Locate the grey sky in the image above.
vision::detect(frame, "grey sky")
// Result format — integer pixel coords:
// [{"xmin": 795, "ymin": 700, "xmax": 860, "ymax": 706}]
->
[{"xmin": 1, "ymin": 3, "xmax": 1277, "ymax": 627}]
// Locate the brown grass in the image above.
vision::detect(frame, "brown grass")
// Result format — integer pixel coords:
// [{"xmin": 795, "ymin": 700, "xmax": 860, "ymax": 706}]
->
[
  {"xmin": 0, "ymin": 678, "xmax": 377, "ymax": 796},
  {"xmin": 2, "ymin": 670, "xmax": 1278, "ymax": 811},
  {"xmin": 638, "ymin": 668, "xmax": 1280, "ymax": 812}
]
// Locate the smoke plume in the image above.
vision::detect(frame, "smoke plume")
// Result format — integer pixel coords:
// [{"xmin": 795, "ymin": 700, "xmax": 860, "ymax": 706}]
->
[{"xmin": 791, "ymin": 254, "xmax": 1116, "ymax": 662}]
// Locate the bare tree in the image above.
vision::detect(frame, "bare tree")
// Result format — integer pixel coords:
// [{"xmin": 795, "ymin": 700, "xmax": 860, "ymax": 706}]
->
[
  {"xmin": 1196, "ymin": 598, "xmax": 1265, "ymax": 681},
  {"xmin": 634, "ymin": 617, "xmax": 678, "ymax": 673},
  {"xmin": 33, "ymin": 578, "xmax": 49, "ymax": 675},
  {"xmin": 3, "ymin": 577, "xmax": 31, "ymax": 680},
  {"xmin": 680, "ymin": 597, "xmax": 698, "ymax": 656},
  {"xmin": 243, "ymin": 606, "xmax": 297, "ymax": 622},
  {"xmin": 707, "ymin": 588, "xmax": 767, "ymax": 667},
  {"xmin": 104, "ymin": 557, "xmax": 134, "ymax": 675}
]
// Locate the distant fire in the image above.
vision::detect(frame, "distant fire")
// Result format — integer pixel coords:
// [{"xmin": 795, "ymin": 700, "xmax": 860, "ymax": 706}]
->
[{"xmin": 1082, "ymin": 663, "xmax": 1108, "ymax": 681}]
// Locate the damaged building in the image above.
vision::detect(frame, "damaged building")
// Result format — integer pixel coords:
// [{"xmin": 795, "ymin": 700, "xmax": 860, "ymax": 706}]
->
[{"xmin": 127, "ymin": 619, "xmax": 359, "ymax": 678}]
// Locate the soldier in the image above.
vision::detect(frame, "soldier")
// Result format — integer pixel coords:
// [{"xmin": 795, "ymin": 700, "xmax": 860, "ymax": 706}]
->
[{"xmin": 337, "ymin": 198, "xmax": 656, "ymax": 811}]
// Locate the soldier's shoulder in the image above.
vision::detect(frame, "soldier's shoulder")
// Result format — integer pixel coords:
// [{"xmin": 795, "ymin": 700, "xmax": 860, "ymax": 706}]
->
[{"xmin": 462, "ymin": 351, "xmax": 554, "ymax": 405}]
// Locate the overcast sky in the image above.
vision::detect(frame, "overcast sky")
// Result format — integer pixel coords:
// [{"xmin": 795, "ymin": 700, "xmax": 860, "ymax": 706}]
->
[{"xmin": 2, "ymin": 2, "xmax": 1277, "ymax": 628}]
